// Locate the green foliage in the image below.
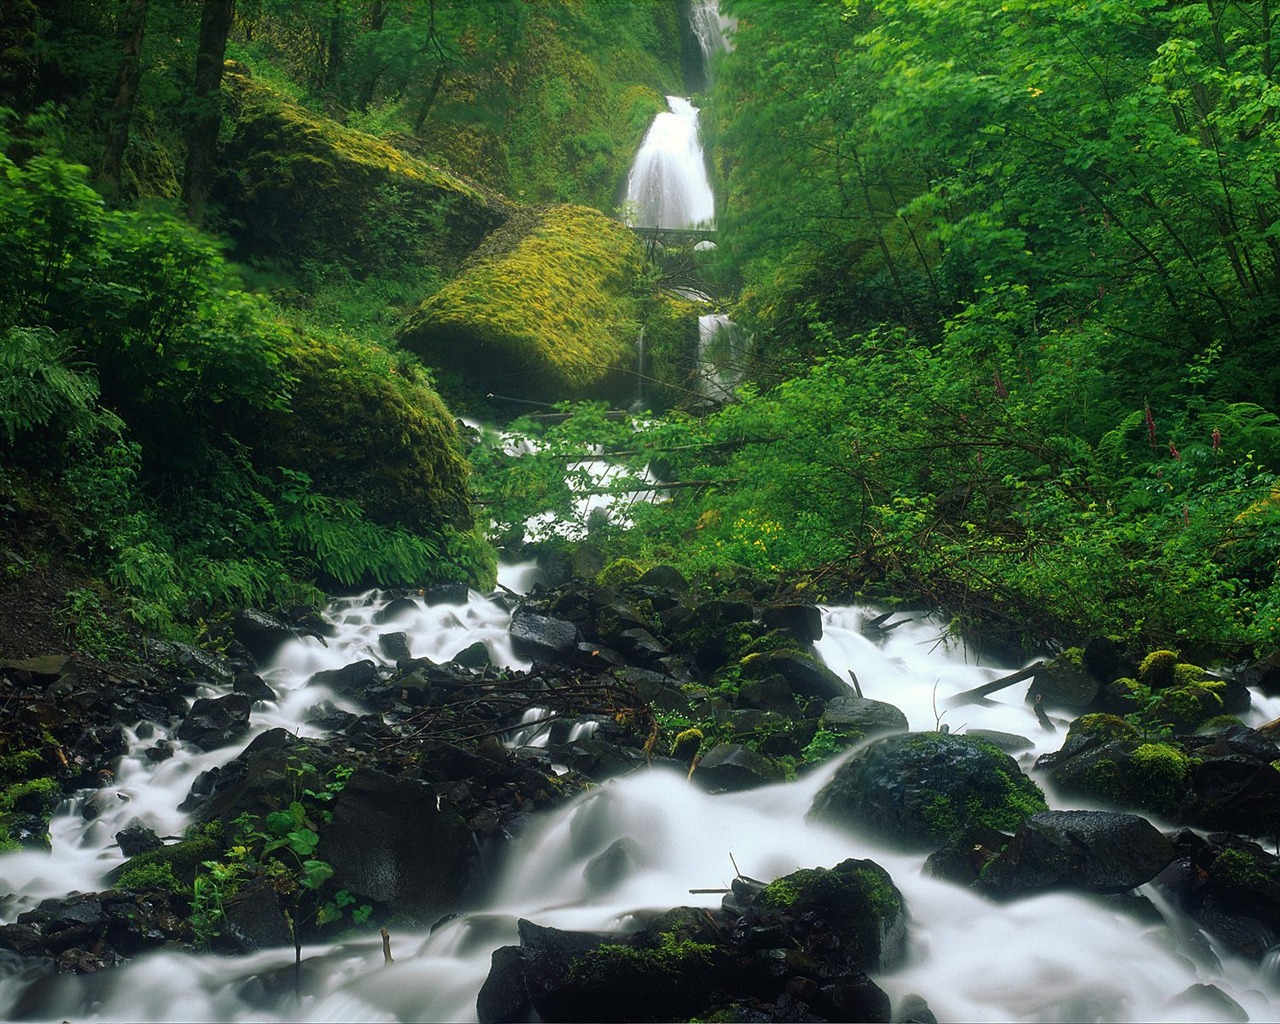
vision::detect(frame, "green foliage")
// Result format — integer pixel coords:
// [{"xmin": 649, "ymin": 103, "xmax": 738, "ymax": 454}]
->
[
  {"xmin": 0, "ymin": 327, "xmax": 99, "ymax": 447},
  {"xmin": 115, "ymin": 860, "xmax": 187, "ymax": 894}
]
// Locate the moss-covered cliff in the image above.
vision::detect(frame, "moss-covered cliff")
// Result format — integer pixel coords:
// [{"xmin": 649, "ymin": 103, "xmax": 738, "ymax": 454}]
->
[{"xmin": 399, "ymin": 204, "xmax": 648, "ymax": 400}]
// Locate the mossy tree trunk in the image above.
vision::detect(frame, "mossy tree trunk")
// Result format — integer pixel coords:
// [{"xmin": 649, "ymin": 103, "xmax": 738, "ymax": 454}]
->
[
  {"xmin": 182, "ymin": 0, "xmax": 234, "ymax": 223},
  {"xmin": 99, "ymin": 0, "xmax": 148, "ymax": 200}
]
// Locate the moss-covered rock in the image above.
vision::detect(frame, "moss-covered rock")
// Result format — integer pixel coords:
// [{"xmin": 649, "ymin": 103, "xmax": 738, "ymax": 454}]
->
[
  {"xmin": 215, "ymin": 66, "xmax": 511, "ymax": 274},
  {"xmin": 399, "ymin": 204, "xmax": 648, "ymax": 400},
  {"xmin": 809, "ymin": 732, "xmax": 1049, "ymax": 849},
  {"xmin": 246, "ymin": 326, "xmax": 471, "ymax": 537}
]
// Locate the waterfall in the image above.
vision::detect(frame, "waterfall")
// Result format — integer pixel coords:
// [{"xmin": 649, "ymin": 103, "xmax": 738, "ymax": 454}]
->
[
  {"xmin": 633, "ymin": 325, "xmax": 646, "ymax": 410},
  {"xmin": 697, "ymin": 311, "xmax": 749, "ymax": 398},
  {"xmin": 689, "ymin": 0, "xmax": 734, "ymax": 75},
  {"xmin": 624, "ymin": 96, "xmax": 715, "ymax": 230}
]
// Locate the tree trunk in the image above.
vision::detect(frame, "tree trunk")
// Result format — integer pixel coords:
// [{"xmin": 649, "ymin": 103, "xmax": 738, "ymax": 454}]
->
[
  {"xmin": 355, "ymin": 0, "xmax": 386, "ymax": 110},
  {"xmin": 182, "ymin": 0, "xmax": 234, "ymax": 223},
  {"xmin": 99, "ymin": 0, "xmax": 149, "ymax": 200}
]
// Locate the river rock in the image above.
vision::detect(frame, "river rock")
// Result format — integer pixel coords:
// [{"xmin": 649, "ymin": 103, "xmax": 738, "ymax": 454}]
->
[
  {"xmin": 761, "ymin": 604, "xmax": 823, "ymax": 643},
  {"xmin": 231, "ymin": 609, "xmax": 295, "ymax": 665},
  {"xmin": 377, "ymin": 631, "xmax": 411, "ymax": 661},
  {"xmin": 372, "ymin": 597, "xmax": 419, "ymax": 625},
  {"xmin": 218, "ymin": 876, "xmax": 294, "ymax": 952},
  {"xmin": 810, "ymin": 731, "xmax": 1048, "ymax": 849},
  {"xmin": 423, "ymin": 582, "xmax": 469, "ymax": 606},
  {"xmin": 749, "ymin": 648, "xmax": 848, "ymax": 701},
  {"xmin": 1025, "ymin": 652, "xmax": 1099, "ymax": 711},
  {"xmin": 176, "ymin": 692, "xmax": 253, "ymax": 751},
  {"xmin": 233, "ymin": 670, "xmax": 278, "ymax": 703},
  {"xmin": 320, "ymin": 766, "xmax": 477, "ymax": 921},
  {"xmin": 115, "ymin": 821, "xmax": 163, "ymax": 857},
  {"xmin": 976, "ymin": 810, "xmax": 1177, "ymax": 898},
  {"xmin": 510, "ymin": 611, "xmax": 581, "ymax": 662},
  {"xmin": 737, "ymin": 673, "xmax": 800, "ymax": 715},
  {"xmin": 310, "ymin": 659, "xmax": 379, "ymax": 696},
  {"xmin": 450, "ymin": 640, "xmax": 491, "ymax": 669},
  {"xmin": 693, "ymin": 743, "xmax": 785, "ymax": 792},
  {"xmin": 822, "ymin": 694, "xmax": 908, "ymax": 739}
]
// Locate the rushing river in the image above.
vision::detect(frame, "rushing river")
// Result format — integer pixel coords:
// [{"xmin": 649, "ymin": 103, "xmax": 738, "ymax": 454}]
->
[{"xmin": 2, "ymin": 572, "xmax": 1278, "ymax": 1021}]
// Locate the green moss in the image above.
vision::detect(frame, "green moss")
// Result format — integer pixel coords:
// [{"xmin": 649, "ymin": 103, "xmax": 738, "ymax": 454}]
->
[
  {"xmin": 569, "ymin": 932, "xmax": 715, "ymax": 985},
  {"xmin": 853, "ymin": 865, "xmax": 903, "ymax": 920},
  {"xmin": 1172, "ymin": 662, "xmax": 1209, "ymax": 687},
  {"xmin": 1138, "ymin": 650, "xmax": 1179, "ymax": 689},
  {"xmin": 640, "ymin": 291, "xmax": 702, "ymax": 410},
  {"xmin": 1130, "ymin": 742, "xmax": 1191, "ymax": 806},
  {"xmin": 0, "ymin": 776, "xmax": 60, "ymax": 815},
  {"xmin": 115, "ymin": 860, "xmax": 188, "ymax": 894},
  {"xmin": 968, "ymin": 738, "xmax": 1050, "ymax": 833},
  {"xmin": 217, "ymin": 67, "xmax": 510, "ymax": 273},
  {"xmin": 247, "ymin": 326, "xmax": 473, "ymax": 542},
  {"xmin": 597, "ymin": 557, "xmax": 646, "ymax": 588},
  {"xmin": 1145, "ymin": 684, "xmax": 1223, "ymax": 731},
  {"xmin": 399, "ymin": 204, "xmax": 647, "ymax": 398},
  {"xmin": 1068, "ymin": 713, "xmax": 1141, "ymax": 743},
  {"xmin": 112, "ymin": 836, "xmax": 220, "ymax": 888}
]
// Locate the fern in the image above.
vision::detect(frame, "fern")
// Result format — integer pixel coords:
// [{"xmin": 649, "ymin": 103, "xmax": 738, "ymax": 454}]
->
[
  {"xmin": 0, "ymin": 326, "xmax": 99, "ymax": 445},
  {"xmin": 1095, "ymin": 408, "xmax": 1146, "ymax": 472}
]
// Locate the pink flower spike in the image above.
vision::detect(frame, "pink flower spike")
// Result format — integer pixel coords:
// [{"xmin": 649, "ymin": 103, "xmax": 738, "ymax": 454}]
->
[
  {"xmin": 1145, "ymin": 405, "xmax": 1157, "ymax": 447},
  {"xmin": 1212, "ymin": 427, "xmax": 1221, "ymax": 452},
  {"xmin": 1169, "ymin": 440, "xmax": 1181, "ymax": 461},
  {"xmin": 993, "ymin": 370, "xmax": 1008, "ymax": 401}
]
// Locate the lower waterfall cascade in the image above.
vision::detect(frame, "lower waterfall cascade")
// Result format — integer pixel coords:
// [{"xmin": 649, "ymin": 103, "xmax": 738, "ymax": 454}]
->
[{"xmin": 1, "ymin": 569, "xmax": 1278, "ymax": 1022}]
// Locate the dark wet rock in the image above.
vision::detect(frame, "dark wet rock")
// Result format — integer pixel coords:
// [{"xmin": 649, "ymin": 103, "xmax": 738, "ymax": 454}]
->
[
  {"xmin": 5, "ymin": 889, "xmax": 190, "ymax": 968},
  {"xmin": 1040, "ymin": 718, "xmax": 1280, "ymax": 837},
  {"xmin": 810, "ymin": 731, "xmax": 1047, "ymax": 849},
  {"xmin": 976, "ymin": 810, "xmax": 1177, "ymax": 898},
  {"xmin": 761, "ymin": 605, "xmax": 823, "ymax": 644},
  {"xmin": 311, "ymin": 658, "xmax": 379, "ymax": 696},
  {"xmin": 0, "ymin": 655, "xmax": 69, "ymax": 681},
  {"xmin": 637, "ymin": 564, "xmax": 690, "ymax": 597},
  {"xmin": 1166, "ymin": 984, "xmax": 1248, "ymax": 1023},
  {"xmin": 233, "ymin": 671, "xmax": 278, "ymax": 704},
  {"xmin": 510, "ymin": 611, "xmax": 581, "ymax": 663},
  {"xmin": 821, "ymin": 695, "xmax": 908, "ymax": 739},
  {"xmin": 1026, "ymin": 652, "xmax": 1099, "ymax": 711},
  {"xmin": 451, "ymin": 641, "xmax": 491, "ymax": 669},
  {"xmin": 372, "ymin": 596, "xmax": 419, "ymax": 624},
  {"xmin": 218, "ymin": 876, "xmax": 294, "ymax": 952},
  {"xmin": 81, "ymin": 790, "xmax": 126, "ymax": 821},
  {"xmin": 963, "ymin": 728, "xmax": 1033, "ymax": 753},
  {"xmin": 894, "ymin": 993, "xmax": 939, "ymax": 1024},
  {"xmin": 377, "ymin": 631, "xmax": 411, "ymax": 661},
  {"xmin": 115, "ymin": 822, "xmax": 163, "ymax": 857},
  {"xmin": 479, "ymin": 858, "xmax": 900, "ymax": 1024},
  {"xmin": 748, "ymin": 648, "xmax": 848, "ymax": 701},
  {"xmin": 737, "ymin": 674, "xmax": 800, "ymax": 716},
  {"xmin": 176, "ymin": 693, "xmax": 253, "ymax": 751},
  {"xmin": 423, "ymin": 582, "xmax": 469, "ymax": 606},
  {"xmin": 321, "ymin": 766, "xmax": 477, "ymax": 921},
  {"xmin": 1239, "ymin": 650, "xmax": 1280, "ymax": 696},
  {"xmin": 144, "ymin": 740, "xmax": 174, "ymax": 762},
  {"xmin": 165, "ymin": 642, "xmax": 236, "ymax": 685},
  {"xmin": 694, "ymin": 743, "xmax": 785, "ymax": 792},
  {"xmin": 232, "ymin": 609, "xmax": 295, "ymax": 666},
  {"xmin": 923, "ymin": 823, "xmax": 1011, "ymax": 887},
  {"xmin": 583, "ymin": 838, "xmax": 645, "ymax": 894}
]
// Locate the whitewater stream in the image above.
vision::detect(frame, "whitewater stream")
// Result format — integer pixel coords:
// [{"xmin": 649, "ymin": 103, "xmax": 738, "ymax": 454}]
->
[{"xmin": 2, "ymin": 570, "xmax": 1279, "ymax": 1022}]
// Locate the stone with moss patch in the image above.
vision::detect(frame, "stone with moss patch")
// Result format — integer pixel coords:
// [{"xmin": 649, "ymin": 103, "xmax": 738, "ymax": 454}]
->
[
  {"xmin": 810, "ymin": 731, "xmax": 1048, "ymax": 849},
  {"xmin": 399, "ymin": 204, "xmax": 647, "ymax": 400},
  {"xmin": 1138, "ymin": 650, "xmax": 1179, "ymax": 689}
]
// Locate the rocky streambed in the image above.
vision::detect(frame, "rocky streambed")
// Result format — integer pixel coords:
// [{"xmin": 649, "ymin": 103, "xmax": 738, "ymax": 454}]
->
[{"xmin": 2, "ymin": 563, "xmax": 1280, "ymax": 1021}]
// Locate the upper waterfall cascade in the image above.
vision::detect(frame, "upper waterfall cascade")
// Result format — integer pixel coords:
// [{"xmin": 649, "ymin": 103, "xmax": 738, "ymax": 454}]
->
[{"xmin": 624, "ymin": 95, "xmax": 715, "ymax": 230}]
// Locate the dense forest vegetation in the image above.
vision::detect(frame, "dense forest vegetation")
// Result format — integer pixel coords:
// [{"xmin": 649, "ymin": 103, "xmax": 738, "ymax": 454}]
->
[{"xmin": 3, "ymin": 0, "xmax": 1280, "ymax": 669}]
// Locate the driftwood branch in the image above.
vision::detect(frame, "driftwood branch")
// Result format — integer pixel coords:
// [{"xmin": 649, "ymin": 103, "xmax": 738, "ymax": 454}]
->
[
  {"xmin": 944, "ymin": 662, "xmax": 1043, "ymax": 708},
  {"xmin": 381, "ymin": 926, "xmax": 394, "ymax": 965}
]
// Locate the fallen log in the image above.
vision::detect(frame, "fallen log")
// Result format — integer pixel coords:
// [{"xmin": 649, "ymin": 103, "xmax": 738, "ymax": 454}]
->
[{"xmin": 944, "ymin": 662, "xmax": 1043, "ymax": 709}]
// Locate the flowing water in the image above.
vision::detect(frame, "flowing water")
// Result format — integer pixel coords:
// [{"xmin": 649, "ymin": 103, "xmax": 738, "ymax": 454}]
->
[
  {"xmin": 624, "ymin": 96, "xmax": 715, "ymax": 230},
  {"xmin": 3, "ymin": 583, "xmax": 1279, "ymax": 1022},
  {"xmin": 697, "ymin": 312, "xmax": 750, "ymax": 399}
]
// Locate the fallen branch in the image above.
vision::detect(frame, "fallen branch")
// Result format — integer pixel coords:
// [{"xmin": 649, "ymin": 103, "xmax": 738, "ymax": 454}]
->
[
  {"xmin": 944, "ymin": 662, "xmax": 1043, "ymax": 709},
  {"xmin": 381, "ymin": 926, "xmax": 394, "ymax": 965}
]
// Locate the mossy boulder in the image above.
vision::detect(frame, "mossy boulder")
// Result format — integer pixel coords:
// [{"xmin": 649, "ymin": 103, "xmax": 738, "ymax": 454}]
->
[
  {"xmin": 215, "ymin": 66, "xmax": 511, "ymax": 273},
  {"xmin": 245, "ymin": 327, "xmax": 471, "ymax": 536},
  {"xmin": 398, "ymin": 204, "xmax": 648, "ymax": 400},
  {"xmin": 809, "ymin": 732, "xmax": 1049, "ymax": 850}
]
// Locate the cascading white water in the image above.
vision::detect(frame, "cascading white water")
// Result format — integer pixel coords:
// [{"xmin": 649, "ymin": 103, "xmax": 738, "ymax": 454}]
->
[
  {"xmin": 5, "ymin": 588, "xmax": 1280, "ymax": 1022},
  {"xmin": 697, "ymin": 311, "xmax": 749, "ymax": 398},
  {"xmin": 624, "ymin": 96, "xmax": 715, "ymax": 230},
  {"xmin": 689, "ymin": 0, "xmax": 734, "ymax": 72}
]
